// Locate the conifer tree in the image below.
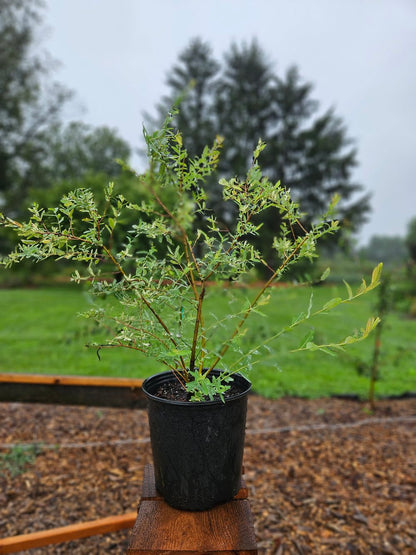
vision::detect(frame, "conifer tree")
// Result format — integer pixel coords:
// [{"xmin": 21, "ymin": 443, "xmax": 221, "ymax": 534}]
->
[
  {"xmin": 148, "ymin": 38, "xmax": 371, "ymax": 268},
  {"xmin": 149, "ymin": 38, "xmax": 219, "ymax": 158}
]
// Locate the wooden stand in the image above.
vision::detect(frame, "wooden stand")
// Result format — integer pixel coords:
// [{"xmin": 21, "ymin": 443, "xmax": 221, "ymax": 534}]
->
[{"xmin": 128, "ymin": 465, "xmax": 258, "ymax": 554}]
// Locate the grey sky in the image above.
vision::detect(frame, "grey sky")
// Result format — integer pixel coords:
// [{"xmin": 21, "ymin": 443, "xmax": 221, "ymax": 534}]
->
[{"xmin": 44, "ymin": 0, "xmax": 416, "ymax": 245}]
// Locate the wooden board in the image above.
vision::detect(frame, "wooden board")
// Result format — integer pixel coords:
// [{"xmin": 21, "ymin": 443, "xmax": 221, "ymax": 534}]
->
[
  {"xmin": 128, "ymin": 465, "xmax": 258, "ymax": 554},
  {"xmin": 0, "ymin": 373, "xmax": 146, "ymax": 408},
  {"xmin": 0, "ymin": 512, "xmax": 137, "ymax": 553}
]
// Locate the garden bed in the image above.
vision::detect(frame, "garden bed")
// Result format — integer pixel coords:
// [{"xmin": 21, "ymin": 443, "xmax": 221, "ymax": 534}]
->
[{"xmin": 1, "ymin": 396, "xmax": 415, "ymax": 554}]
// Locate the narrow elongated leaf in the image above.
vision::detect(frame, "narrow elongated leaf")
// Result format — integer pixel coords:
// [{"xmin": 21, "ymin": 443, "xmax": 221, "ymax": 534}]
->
[
  {"xmin": 307, "ymin": 292, "xmax": 314, "ymax": 318},
  {"xmin": 320, "ymin": 267, "xmax": 331, "ymax": 281},
  {"xmin": 298, "ymin": 329, "xmax": 315, "ymax": 350},
  {"xmin": 343, "ymin": 280, "xmax": 353, "ymax": 300},
  {"xmin": 323, "ymin": 297, "xmax": 342, "ymax": 311},
  {"xmin": 371, "ymin": 263, "xmax": 383, "ymax": 286}
]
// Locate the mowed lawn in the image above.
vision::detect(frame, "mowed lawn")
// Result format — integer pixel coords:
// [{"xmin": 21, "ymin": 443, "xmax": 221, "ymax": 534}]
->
[{"xmin": 1, "ymin": 283, "xmax": 415, "ymax": 399}]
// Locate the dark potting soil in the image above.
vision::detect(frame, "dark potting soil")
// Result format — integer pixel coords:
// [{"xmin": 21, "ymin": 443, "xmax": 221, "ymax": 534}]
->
[{"xmin": 154, "ymin": 377, "xmax": 245, "ymax": 402}]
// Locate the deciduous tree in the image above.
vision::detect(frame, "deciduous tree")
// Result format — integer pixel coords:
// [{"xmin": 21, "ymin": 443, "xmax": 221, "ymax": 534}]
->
[{"xmin": 0, "ymin": 0, "xmax": 72, "ymax": 216}]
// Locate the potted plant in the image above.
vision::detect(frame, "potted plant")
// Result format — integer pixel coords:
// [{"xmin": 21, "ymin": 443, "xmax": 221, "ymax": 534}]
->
[{"xmin": 0, "ymin": 111, "xmax": 382, "ymax": 511}]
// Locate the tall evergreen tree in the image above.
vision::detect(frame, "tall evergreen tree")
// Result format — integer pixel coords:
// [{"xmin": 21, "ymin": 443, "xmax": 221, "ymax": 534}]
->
[
  {"xmin": 148, "ymin": 38, "xmax": 371, "ymax": 268},
  {"xmin": 268, "ymin": 67, "xmax": 369, "ymax": 232},
  {"xmin": 215, "ymin": 40, "xmax": 276, "ymax": 177},
  {"xmin": 149, "ymin": 38, "xmax": 219, "ymax": 158}
]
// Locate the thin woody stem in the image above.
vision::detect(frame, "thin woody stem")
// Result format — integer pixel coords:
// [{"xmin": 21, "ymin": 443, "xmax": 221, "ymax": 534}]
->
[
  {"xmin": 145, "ymin": 183, "xmax": 209, "ymax": 374},
  {"xmin": 138, "ymin": 293, "xmax": 187, "ymax": 375},
  {"xmin": 147, "ymin": 184, "xmax": 201, "ymax": 293},
  {"xmin": 102, "ymin": 245, "xmax": 188, "ymax": 376},
  {"xmin": 115, "ymin": 321, "xmax": 171, "ymax": 350},
  {"xmin": 94, "ymin": 343, "xmax": 187, "ymax": 389},
  {"xmin": 189, "ymin": 284, "xmax": 205, "ymax": 373},
  {"xmin": 205, "ymin": 234, "xmax": 310, "ymax": 376}
]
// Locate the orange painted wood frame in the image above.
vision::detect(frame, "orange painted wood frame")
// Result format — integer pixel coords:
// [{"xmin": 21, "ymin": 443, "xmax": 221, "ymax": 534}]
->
[
  {"xmin": 0, "ymin": 373, "xmax": 146, "ymax": 408},
  {"xmin": 0, "ymin": 372, "xmax": 143, "ymax": 388},
  {"xmin": 0, "ymin": 512, "xmax": 137, "ymax": 553}
]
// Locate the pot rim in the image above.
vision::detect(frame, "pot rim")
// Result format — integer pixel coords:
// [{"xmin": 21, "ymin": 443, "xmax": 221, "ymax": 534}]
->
[{"xmin": 142, "ymin": 370, "xmax": 252, "ymax": 407}]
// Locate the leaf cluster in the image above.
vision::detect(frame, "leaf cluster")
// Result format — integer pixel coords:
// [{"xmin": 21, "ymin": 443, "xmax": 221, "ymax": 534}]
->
[{"xmin": 0, "ymin": 111, "xmax": 382, "ymax": 401}]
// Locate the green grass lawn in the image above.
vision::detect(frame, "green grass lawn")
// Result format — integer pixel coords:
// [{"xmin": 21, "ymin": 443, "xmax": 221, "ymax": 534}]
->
[{"xmin": 1, "ymin": 284, "xmax": 415, "ymax": 399}]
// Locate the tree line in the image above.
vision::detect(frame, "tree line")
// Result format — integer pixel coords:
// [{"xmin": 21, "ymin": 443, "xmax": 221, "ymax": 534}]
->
[
  {"xmin": 1, "ymin": 1, "xmax": 377, "ymax": 270},
  {"xmin": 0, "ymin": 1, "xmax": 130, "ymax": 221}
]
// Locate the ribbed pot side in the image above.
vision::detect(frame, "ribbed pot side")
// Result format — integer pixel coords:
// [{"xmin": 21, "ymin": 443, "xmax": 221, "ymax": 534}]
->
[{"xmin": 142, "ymin": 370, "xmax": 251, "ymax": 511}]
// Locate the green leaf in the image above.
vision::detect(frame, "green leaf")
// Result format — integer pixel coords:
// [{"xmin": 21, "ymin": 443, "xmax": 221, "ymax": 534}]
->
[
  {"xmin": 322, "ymin": 297, "xmax": 342, "ymax": 311},
  {"xmin": 305, "ymin": 341, "xmax": 317, "ymax": 350},
  {"xmin": 253, "ymin": 139, "xmax": 266, "ymax": 160},
  {"xmin": 298, "ymin": 329, "xmax": 315, "ymax": 350},
  {"xmin": 291, "ymin": 311, "xmax": 306, "ymax": 325},
  {"xmin": 320, "ymin": 267, "xmax": 331, "ymax": 281},
  {"xmin": 371, "ymin": 263, "xmax": 383, "ymax": 286},
  {"xmin": 343, "ymin": 280, "xmax": 353, "ymax": 300},
  {"xmin": 306, "ymin": 292, "xmax": 314, "ymax": 318},
  {"xmin": 357, "ymin": 280, "xmax": 367, "ymax": 295}
]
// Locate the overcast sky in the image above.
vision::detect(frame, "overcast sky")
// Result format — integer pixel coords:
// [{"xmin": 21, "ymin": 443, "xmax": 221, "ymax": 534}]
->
[{"xmin": 43, "ymin": 0, "xmax": 416, "ymax": 246}]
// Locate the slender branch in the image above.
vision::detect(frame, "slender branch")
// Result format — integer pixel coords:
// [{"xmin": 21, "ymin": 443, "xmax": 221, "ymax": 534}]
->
[
  {"xmin": 143, "ymin": 181, "xmax": 208, "ymax": 376},
  {"xmin": 114, "ymin": 320, "xmax": 172, "ymax": 351},
  {"xmin": 93, "ymin": 342, "xmax": 148, "ymax": 357},
  {"xmin": 227, "ymin": 275, "xmax": 382, "ymax": 374},
  {"xmin": 205, "ymin": 234, "xmax": 310, "ymax": 375},
  {"xmin": 189, "ymin": 284, "xmax": 205, "ymax": 373},
  {"xmin": 138, "ymin": 293, "xmax": 187, "ymax": 374},
  {"xmin": 102, "ymin": 245, "xmax": 188, "ymax": 375},
  {"xmin": 30, "ymin": 228, "xmax": 189, "ymax": 376},
  {"xmin": 92, "ymin": 342, "xmax": 187, "ymax": 389},
  {"xmin": 146, "ymin": 183, "xmax": 201, "ymax": 293}
]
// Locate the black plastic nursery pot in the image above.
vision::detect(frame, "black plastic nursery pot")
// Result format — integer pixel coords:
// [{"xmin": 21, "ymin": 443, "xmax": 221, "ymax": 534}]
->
[{"xmin": 142, "ymin": 370, "xmax": 252, "ymax": 511}]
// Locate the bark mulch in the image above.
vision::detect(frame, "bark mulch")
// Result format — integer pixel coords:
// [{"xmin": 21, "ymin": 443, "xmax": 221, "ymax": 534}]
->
[{"xmin": 0, "ymin": 396, "xmax": 415, "ymax": 554}]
